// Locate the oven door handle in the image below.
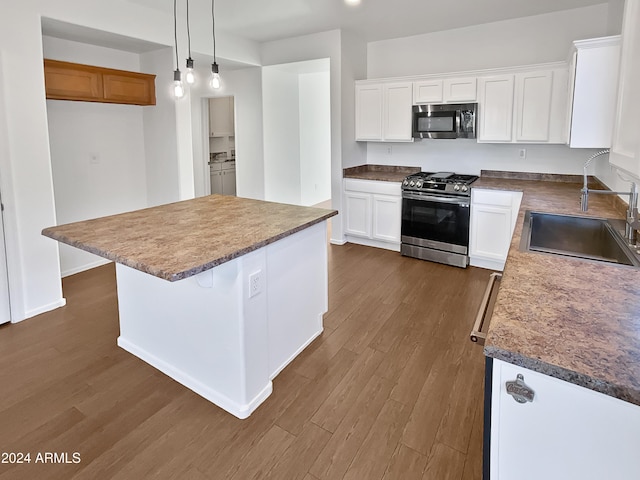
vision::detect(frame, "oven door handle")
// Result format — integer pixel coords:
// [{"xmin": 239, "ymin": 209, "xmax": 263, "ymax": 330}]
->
[{"xmin": 402, "ymin": 192, "xmax": 470, "ymax": 206}]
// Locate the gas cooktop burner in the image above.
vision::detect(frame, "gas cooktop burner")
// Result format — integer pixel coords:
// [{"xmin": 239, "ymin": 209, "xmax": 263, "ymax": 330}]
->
[{"xmin": 402, "ymin": 171, "xmax": 478, "ymax": 196}]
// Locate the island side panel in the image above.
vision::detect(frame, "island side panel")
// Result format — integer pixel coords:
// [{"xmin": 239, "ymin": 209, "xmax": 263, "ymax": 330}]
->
[
  {"xmin": 267, "ymin": 221, "xmax": 328, "ymax": 378},
  {"xmin": 114, "ymin": 249, "xmax": 271, "ymax": 420}
]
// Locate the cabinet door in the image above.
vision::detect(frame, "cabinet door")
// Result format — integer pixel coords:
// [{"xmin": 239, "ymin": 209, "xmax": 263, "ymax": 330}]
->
[
  {"xmin": 372, "ymin": 194, "xmax": 401, "ymax": 243},
  {"xmin": 469, "ymin": 204, "xmax": 512, "ymax": 261},
  {"xmin": 443, "ymin": 77, "xmax": 477, "ymax": 102},
  {"xmin": 344, "ymin": 192, "xmax": 372, "ymax": 238},
  {"xmin": 210, "ymin": 170, "xmax": 223, "ymax": 195},
  {"xmin": 478, "ymin": 75, "xmax": 515, "ymax": 142},
  {"xmin": 383, "ymin": 83, "xmax": 413, "ymax": 141},
  {"xmin": 611, "ymin": 0, "xmax": 640, "ymax": 177},
  {"xmin": 355, "ymin": 84, "xmax": 383, "ymax": 141},
  {"xmin": 514, "ymin": 71, "xmax": 553, "ymax": 142},
  {"xmin": 491, "ymin": 359, "xmax": 640, "ymax": 480},
  {"xmin": 103, "ymin": 72, "xmax": 155, "ymax": 106},
  {"xmin": 569, "ymin": 38, "xmax": 620, "ymax": 148},
  {"xmin": 222, "ymin": 168, "xmax": 236, "ymax": 196},
  {"xmin": 44, "ymin": 59, "xmax": 103, "ymax": 102},
  {"xmin": 413, "ymin": 79, "xmax": 443, "ymax": 104},
  {"xmin": 209, "ymin": 97, "xmax": 233, "ymax": 137}
]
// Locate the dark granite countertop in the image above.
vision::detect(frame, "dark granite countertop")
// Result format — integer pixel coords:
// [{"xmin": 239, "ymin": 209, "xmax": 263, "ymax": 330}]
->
[
  {"xmin": 476, "ymin": 171, "xmax": 640, "ymax": 405},
  {"xmin": 42, "ymin": 195, "xmax": 337, "ymax": 282},
  {"xmin": 344, "ymin": 164, "xmax": 420, "ymax": 182}
]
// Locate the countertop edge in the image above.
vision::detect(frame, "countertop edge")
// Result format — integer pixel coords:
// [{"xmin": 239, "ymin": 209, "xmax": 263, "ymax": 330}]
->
[
  {"xmin": 484, "ymin": 345, "xmax": 640, "ymax": 406},
  {"xmin": 42, "ymin": 210, "xmax": 337, "ymax": 282}
]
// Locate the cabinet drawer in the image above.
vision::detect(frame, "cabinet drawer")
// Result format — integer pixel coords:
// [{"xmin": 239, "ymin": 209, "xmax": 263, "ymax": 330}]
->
[
  {"xmin": 472, "ymin": 189, "xmax": 514, "ymax": 207},
  {"xmin": 344, "ymin": 178, "xmax": 401, "ymax": 196}
]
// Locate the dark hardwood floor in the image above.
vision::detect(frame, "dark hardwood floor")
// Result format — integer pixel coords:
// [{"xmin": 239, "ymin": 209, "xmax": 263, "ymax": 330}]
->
[{"xmin": 0, "ymin": 242, "xmax": 490, "ymax": 479}]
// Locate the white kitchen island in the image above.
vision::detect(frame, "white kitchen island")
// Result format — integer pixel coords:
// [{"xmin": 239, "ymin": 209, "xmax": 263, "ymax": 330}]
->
[{"xmin": 43, "ymin": 195, "xmax": 336, "ymax": 419}]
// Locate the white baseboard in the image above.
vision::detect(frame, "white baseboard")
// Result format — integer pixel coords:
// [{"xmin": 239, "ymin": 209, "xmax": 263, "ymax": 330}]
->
[
  {"xmin": 330, "ymin": 238, "xmax": 347, "ymax": 245},
  {"xmin": 470, "ymin": 256, "xmax": 505, "ymax": 272},
  {"xmin": 117, "ymin": 336, "xmax": 273, "ymax": 419},
  {"xmin": 345, "ymin": 236, "xmax": 401, "ymax": 252},
  {"xmin": 269, "ymin": 323, "xmax": 323, "ymax": 380},
  {"xmin": 22, "ymin": 298, "xmax": 67, "ymax": 321},
  {"xmin": 62, "ymin": 258, "xmax": 112, "ymax": 278}
]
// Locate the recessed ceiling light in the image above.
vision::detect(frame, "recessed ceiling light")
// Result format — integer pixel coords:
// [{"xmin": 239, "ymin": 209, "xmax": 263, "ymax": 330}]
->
[{"xmin": 345, "ymin": 0, "xmax": 361, "ymax": 6}]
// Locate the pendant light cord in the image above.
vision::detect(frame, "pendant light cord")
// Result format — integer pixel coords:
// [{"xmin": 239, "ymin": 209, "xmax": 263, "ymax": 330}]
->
[
  {"xmin": 212, "ymin": 0, "xmax": 217, "ymax": 62},
  {"xmin": 186, "ymin": 0, "xmax": 192, "ymax": 57},
  {"xmin": 174, "ymin": 0, "xmax": 179, "ymax": 69}
]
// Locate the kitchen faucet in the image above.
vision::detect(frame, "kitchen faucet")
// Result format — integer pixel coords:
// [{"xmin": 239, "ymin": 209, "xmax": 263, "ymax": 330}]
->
[{"xmin": 580, "ymin": 149, "xmax": 640, "ymax": 243}]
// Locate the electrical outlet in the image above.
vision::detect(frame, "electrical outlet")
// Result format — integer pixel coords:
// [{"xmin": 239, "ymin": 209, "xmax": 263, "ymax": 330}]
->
[
  {"xmin": 519, "ymin": 148, "xmax": 527, "ymax": 159},
  {"xmin": 249, "ymin": 270, "xmax": 262, "ymax": 298}
]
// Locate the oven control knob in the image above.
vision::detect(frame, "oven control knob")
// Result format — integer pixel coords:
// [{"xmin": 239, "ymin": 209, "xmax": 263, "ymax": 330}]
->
[
  {"xmin": 454, "ymin": 184, "xmax": 461, "ymax": 191},
  {"xmin": 409, "ymin": 180, "xmax": 416, "ymax": 187},
  {"xmin": 416, "ymin": 181, "xmax": 423, "ymax": 188},
  {"xmin": 461, "ymin": 185, "xmax": 468, "ymax": 192},
  {"xmin": 403, "ymin": 180, "xmax": 409, "ymax": 186}
]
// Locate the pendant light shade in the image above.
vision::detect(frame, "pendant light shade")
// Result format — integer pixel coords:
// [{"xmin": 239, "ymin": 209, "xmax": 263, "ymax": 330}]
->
[{"xmin": 210, "ymin": 0, "xmax": 221, "ymax": 90}]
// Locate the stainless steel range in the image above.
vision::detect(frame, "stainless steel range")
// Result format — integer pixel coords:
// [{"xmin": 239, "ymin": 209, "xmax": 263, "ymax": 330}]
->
[{"xmin": 401, "ymin": 172, "xmax": 479, "ymax": 268}]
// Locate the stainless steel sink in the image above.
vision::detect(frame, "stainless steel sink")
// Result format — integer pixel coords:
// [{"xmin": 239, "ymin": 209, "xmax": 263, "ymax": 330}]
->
[{"xmin": 520, "ymin": 211, "xmax": 640, "ymax": 267}]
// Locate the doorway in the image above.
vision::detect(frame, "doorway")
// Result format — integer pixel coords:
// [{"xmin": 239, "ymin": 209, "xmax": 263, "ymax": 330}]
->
[{"xmin": 207, "ymin": 96, "xmax": 237, "ymax": 196}]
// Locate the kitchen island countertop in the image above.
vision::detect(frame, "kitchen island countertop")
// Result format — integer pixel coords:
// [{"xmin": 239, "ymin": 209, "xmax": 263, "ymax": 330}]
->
[
  {"xmin": 43, "ymin": 194, "xmax": 337, "ymax": 282},
  {"xmin": 475, "ymin": 173, "xmax": 640, "ymax": 406}
]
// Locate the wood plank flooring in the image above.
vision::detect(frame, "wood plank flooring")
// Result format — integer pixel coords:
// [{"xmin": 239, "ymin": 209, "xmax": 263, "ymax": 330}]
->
[{"xmin": 0, "ymin": 242, "xmax": 490, "ymax": 479}]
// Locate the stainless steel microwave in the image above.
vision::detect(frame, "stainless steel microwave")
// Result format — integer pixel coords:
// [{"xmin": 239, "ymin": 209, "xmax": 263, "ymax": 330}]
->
[{"xmin": 412, "ymin": 103, "xmax": 477, "ymax": 139}]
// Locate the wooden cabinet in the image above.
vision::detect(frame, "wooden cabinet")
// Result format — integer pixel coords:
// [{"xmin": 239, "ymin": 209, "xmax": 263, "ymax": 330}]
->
[
  {"xmin": 209, "ymin": 96, "xmax": 235, "ymax": 137},
  {"xmin": 344, "ymin": 179, "xmax": 402, "ymax": 250},
  {"xmin": 43, "ymin": 59, "xmax": 155, "ymax": 106},
  {"xmin": 490, "ymin": 358, "xmax": 640, "ymax": 480},
  {"xmin": 478, "ymin": 67, "xmax": 567, "ymax": 144},
  {"xmin": 610, "ymin": 0, "xmax": 640, "ymax": 177},
  {"xmin": 469, "ymin": 189, "xmax": 522, "ymax": 271},
  {"xmin": 355, "ymin": 82, "xmax": 413, "ymax": 142},
  {"xmin": 210, "ymin": 162, "xmax": 236, "ymax": 196},
  {"xmin": 567, "ymin": 36, "xmax": 621, "ymax": 148}
]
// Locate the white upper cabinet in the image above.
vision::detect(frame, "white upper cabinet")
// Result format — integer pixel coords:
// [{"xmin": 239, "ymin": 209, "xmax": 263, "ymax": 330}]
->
[
  {"xmin": 610, "ymin": 0, "xmax": 640, "ymax": 177},
  {"xmin": 478, "ymin": 75, "xmax": 515, "ymax": 142},
  {"xmin": 209, "ymin": 96, "xmax": 234, "ymax": 137},
  {"xmin": 383, "ymin": 83, "xmax": 414, "ymax": 141},
  {"xmin": 515, "ymin": 71, "xmax": 553, "ymax": 142},
  {"xmin": 413, "ymin": 79, "xmax": 443, "ymax": 104},
  {"xmin": 355, "ymin": 84, "xmax": 383, "ymax": 140},
  {"xmin": 355, "ymin": 82, "xmax": 413, "ymax": 142},
  {"xmin": 413, "ymin": 77, "xmax": 477, "ymax": 104},
  {"xmin": 443, "ymin": 77, "xmax": 477, "ymax": 102},
  {"xmin": 478, "ymin": 67, "xmax": 567, "ymax": 144},
  {"xmin": 567, "ymin": 36, "xmax": 621, "ymax": 148}
]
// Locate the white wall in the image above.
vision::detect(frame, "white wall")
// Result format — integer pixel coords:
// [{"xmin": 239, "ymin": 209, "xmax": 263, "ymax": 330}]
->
[
  {"xmin": 43, "ymin": 36, "xmax": 148, "ymax": 277},
  {"xmin": 607, "ymin": 0, "xmax": 626, "ymax": 35},
  {"xmin": 368, "ymin": 141, "xmax": 600, "ymax": 175},
  {"xmin": 367, "ymin": 5, "xmax": 609, "ymax": 78},
  {"xmin": 299, "ymin": 70, "xmax": 331, "ymax": 206},
  {"xmin": 0, "ymin": 0, "xmax": 260, "ymax": 321},
  {"xmin": 263, "ymin": 67, "xmax": 302, "ymax": 204}
]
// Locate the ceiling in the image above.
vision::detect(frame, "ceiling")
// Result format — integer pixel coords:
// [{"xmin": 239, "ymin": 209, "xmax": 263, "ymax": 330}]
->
[{"xmin": 127, "ymin": 0, "xmax": 607, "ymax": 43}]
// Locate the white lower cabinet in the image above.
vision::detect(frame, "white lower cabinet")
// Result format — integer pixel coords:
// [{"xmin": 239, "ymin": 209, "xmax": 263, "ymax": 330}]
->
[
  {"xmin": 344, "ymin": 179, "xmax": 402, "ymax": 251},
  {"xmin": 490, "ymin": 358, "xmax": 640, "ymax": 480},
  {"xmin": 210, "ymin": 162, "xmax": 236, "ymax": 196},
  {"xmin": 469, "ymin": 189, "xmax": 522, "ymax": 271}
]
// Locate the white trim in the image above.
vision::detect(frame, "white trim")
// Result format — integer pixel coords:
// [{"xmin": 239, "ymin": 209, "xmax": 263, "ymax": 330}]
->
[
  {"xmin": 345, "ymin": 235, "xmax": 400, "ymax": 252},
  {"xmin": 21, "ymin": 298, "xmax": 67, "ymax": 322},
  {"xmin": 573, "ymin": 35, "xmax": 621, "ymax": 50},
  {"xmin": 61, "ymin": 258, "xmax": 112, "ymax": 278},
  {"xmin": 470, "ymin": 256, "xmax": 505, "ymax": 272},
  {"xmin": 118, "ymin": 336, "xmax": 273, "ymax": 420},
  {"xmin": 356, "ymin": 61, "xmax": 568, "ymax": 85},
  {"xmin": 330, "ymin": 237, "xmax": 347, "ymax": 245}
]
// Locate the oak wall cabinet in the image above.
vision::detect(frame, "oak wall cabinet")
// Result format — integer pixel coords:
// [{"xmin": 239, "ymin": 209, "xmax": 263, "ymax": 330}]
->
[{"xmin": 44, "ymin": 59, "xmax": 156, "ymax": 106}]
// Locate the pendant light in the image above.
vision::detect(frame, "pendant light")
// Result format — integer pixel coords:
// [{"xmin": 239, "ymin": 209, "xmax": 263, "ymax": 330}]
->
[
  {"xmin": 184, "ymin": 0, "xmax": 196, "ymax": 85},
  {"xmin": 209, "ymin": 0, "xmax": 221, "ymax": 89},
  {"xmin": 173, "ymin": 0, "xmax": 185, "ymax": 98}
]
